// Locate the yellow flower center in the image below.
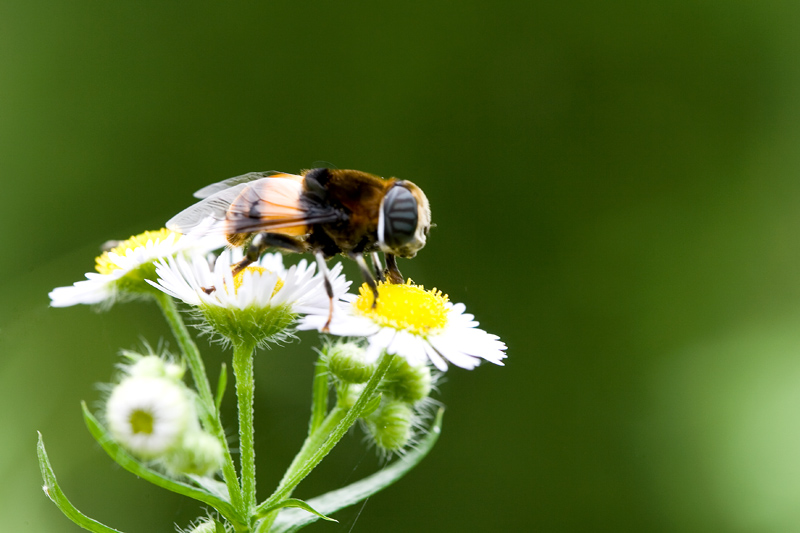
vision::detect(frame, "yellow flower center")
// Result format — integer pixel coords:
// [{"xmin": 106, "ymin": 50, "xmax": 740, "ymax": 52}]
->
[
  {"xmin": 95, "ymin": 228, "xmax": 176, "ymax": 275},
  {"xmin": 231, "ymin": 266, "xmax": 284, "ymax": 297},
  {"xmin": 129, "ymin": 409, "xmax": 154, "ymax": 435},
  {"xmin": 353, "ymin": 280, "xmax": 449, "ymax": 335}
]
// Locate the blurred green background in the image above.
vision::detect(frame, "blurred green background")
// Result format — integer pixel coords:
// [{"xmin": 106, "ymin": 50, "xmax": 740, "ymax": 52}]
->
[{"xmin": 4, "ymin": 1, "xmax": 800, "ymax": 531}]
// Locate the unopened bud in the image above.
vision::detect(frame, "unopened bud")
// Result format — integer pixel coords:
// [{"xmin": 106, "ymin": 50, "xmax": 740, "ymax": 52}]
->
[
  {"xmin": 327, "ymin": 342, "xmax": 375, "ymax": 384},
  {"xmin": 125, "ymin": 354, "xmax": 185, "ymax": 382},
  {"xmin": 366, "ymin": 400, "xmax": 414, "ymax": 452},
  {"xmin": 186, "ymin": 519, "xmax": 217, "ymax": 533},
  {"xmin": 164, "ymin": 431, "xmax": 224, "ymax": 477},
  {"xmin": 381, "ymin": 357, "xmax": 432, "ymax": 405}
]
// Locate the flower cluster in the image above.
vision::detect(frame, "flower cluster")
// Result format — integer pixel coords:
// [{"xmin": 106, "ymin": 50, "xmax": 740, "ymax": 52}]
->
[
  {"xmin": 105, "ymin": 352, "xmax": 224, "ymax": 477},
  {"xmin": 42, "ymin": 223, "xmax": 508, "ymax": 533},
  {"xmin": 324, "ymin": 339, "xmax": 439, "ymax": 454}
]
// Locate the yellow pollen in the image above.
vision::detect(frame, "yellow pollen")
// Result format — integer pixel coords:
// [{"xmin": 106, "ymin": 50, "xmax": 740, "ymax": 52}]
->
[
  {"xmin": 353, "ymin": 280, "xmax": 449, "ymax": 335},
  {"xmin": 231, "ymin": 266, "xmax": 284, "ymax": 297},
  {"xmin": 95, "ymin": 228, "xmax": 176, "ymax": 275}
]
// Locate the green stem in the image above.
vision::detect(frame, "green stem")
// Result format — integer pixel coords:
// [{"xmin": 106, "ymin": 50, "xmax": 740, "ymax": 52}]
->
[
  {"xmin": 279, "ymin": 407, "xmax": 347, "ymax": 497},
  {"xmin": 308, "ymin": 359, "xmax": 329, "ymax": 435},
  {"xmin": 154, "ymin": 292, "xmax": 244, "ymax": 515},
  {"xmin": 255, "ymin": 352, "xmax": 394, "ymax": 531},
  {"xmin": 233, "ymin": 340, "xmax": 258, "ymax": 515},
  {"xmin": 155, "ymin": 292, "xmax": 214, "ymax": 403}
]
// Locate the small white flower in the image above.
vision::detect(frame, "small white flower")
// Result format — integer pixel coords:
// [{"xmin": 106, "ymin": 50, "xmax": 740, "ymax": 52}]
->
[
  {"xmin": 147, "ymin": 249, "xmax": 350, "ymax": 345},
  {"xmin": 298, "ymin": 281, "xmax": 507, "ymax": 371},
  {"xmin": 105, "ymin": 376, "xmax": 192, "ymax": 459},
  {"xmin": 149, "ymin": 248, "xmax": 349, "ymax": 312},
  {"xmin": 49, "ymin": 228, "xmax": 225, "ymax": 308}
]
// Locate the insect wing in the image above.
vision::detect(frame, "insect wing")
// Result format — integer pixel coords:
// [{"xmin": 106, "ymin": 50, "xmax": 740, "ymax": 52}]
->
[
  {"xmin": 168, "ymin": 177, "xmax": 341, "ymax": 237},
  {"xmin": 193, "ymin": 171, "xmax": 304, "ymax": 199},
  {"xmin": 167, "ymin": 181, "xmax": 253, "ymax": 235}
]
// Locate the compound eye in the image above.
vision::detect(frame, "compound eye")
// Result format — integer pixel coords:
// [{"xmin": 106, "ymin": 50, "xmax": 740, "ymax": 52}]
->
[{"xmin": 382, "ymin": 185, "xmax": 419, "ymax": 248}]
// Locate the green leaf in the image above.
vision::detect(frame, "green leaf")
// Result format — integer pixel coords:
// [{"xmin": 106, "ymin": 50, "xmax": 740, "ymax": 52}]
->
[
  {"xmin": 81, "ymin": 403, "xmax": 245, "ymax": 528},
  {"xmin": 270, "ymin": 408, "xmax": 444, "ymax": 533},
  {"xmin": 257, "ymin": 498, "xmax": 337, "ymax": 522},
  {"xmin": 37, "ymin": 432, "xmax": 126, "ymax": 533},
  {"xmin": 214, "ymin": 520, "xmax": 228, "ymax": 533},
  {"xmin": 215, "ymin": 362, "xmax": 228, "ymax": 413}
]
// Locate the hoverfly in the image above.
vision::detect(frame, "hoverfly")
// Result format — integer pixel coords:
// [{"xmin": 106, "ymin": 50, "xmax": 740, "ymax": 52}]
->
[{"xmin": 167, "ymin": 168, "xmax": 432, "ymax": 323}]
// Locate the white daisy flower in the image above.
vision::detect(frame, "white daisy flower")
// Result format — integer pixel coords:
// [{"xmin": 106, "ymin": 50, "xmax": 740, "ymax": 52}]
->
[
  {"xmin": 298, "ymin": 281, "xmax": 507, "ymax": 371},
  {"xmin": 105, "ymin": 376, "xmax": 192, "ymax": 459},
  {"xmin": 147, "ymin": 249, "xmax": 350, "ymax": 345},
  {"xmin": 49, "ymin": 228, "xmax": 225, "ymax": 308}
]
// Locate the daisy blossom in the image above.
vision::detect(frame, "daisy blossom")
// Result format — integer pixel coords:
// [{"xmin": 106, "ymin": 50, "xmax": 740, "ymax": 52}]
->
[
  {"xmin": 147, "ymin": 249, "xmax": 350, "ymax": 345},
  {"xmin": 105, "ymin": 376, "xmax": 192, "ymax": 459},
  {"xmin": 298, "ymin": 280, "xmax": 507, "ymax": 371},
  {"xmin": 49, "ymin": 228, "xmax": 225, "ymax": 308}
]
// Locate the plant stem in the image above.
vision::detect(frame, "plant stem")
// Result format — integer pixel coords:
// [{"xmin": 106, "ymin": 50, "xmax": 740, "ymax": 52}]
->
[
  {"xmin": 233, "ymin": 340, "xmax": 258, "ymax": 515},
  {"xmin": 255, "ymin": 352, "xmax": 394, "ymax": 531},
  {"xmin": 155, "ymin": 292, "xmax": 244, "ymax": 515},
  {"xmin": 156, "ymin": 292, "xmax": 214, "ymax": 403},
  {"xmin": 308, "ymin": 359, "xmax": 329, "ymax": 435}
]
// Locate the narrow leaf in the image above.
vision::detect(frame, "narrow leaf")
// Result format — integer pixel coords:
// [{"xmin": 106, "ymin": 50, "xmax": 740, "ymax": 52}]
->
[
  {"xmin": 215, "ymin": 362, "xmax": 228, "ymax": 413},
  {"xmin": 37, "ymin": 432, "xmax": 126, "ymax": 533},
  {"xmin": 187, "ymin": 475, "xmax": 230, "ymax": 501},
  {"xmin": 271, "ymin": 408, "xmax": 444, "ymax": 533},
  {"xmin": 256, "ymin": 498, "xmax": 337, "ymax": 522},
  {"xmin": 308, "ymin": 361, "xmax": 329, "ymax": 435},
  {"xmin": 81, "ymin": 403, "xmax": 244, "ymax": 527}
]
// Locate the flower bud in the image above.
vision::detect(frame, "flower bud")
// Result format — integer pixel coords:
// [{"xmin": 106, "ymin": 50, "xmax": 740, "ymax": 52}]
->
[
  {"xmin": 186, "ymin": 519, "xmax": 218, "ymax": 533},
  {"xmin": 338, "ymin": 383, "xmax": 364, "ymax": 410},
  {"xmin": 122, "ymin": 353, "xmax": 185, "ymax": 382},
  {"xmin": 381, "ymin": 357, "xmax": 432, "ymax": 405},
  {"xmin": 105, "ymin": 376, "xmax": 191, "ymax": 459},
  {"xmin": 164, "ymin": 431, "xmax": 225, "ymax": 477},
  {"xmin": 127, "ymin": 355, "xmax": 166, "ymax": 378},
  {"xmin": 366, "ymin": 400, "xmax": 415, "ymax": 452},
  {"xmin": 326, "ymin": 342, "xmax": 375, "ymax": 384}
]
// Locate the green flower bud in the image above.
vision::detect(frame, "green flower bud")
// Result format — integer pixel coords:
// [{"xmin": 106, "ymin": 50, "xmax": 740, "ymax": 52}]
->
[
  {"xmin": 121, "ymin": 352, "xmax": 185, "ymax": 382},
  {"xmin": 366, "ymin": 400, "xmax": 414, "ymax": 452},
  {"xmin": 326, "ymin": 342, "xmax": 375, "ymax": 384},
  {"xmin": 338, "ymin": 383, "xmax": 364, "ymax": 410},
  {"xmin": 186, "ymin": 519, "xmax": 218, "ymax": 533},
  {"xmin": 164, "ymin": 431, "xmax": 225, "ymax": 477},
  {"xmin": 127, "ymin": 355, "xmax": 166, "ymax": 378},
  {"xmin": 381, "ymin": 357, "xmax": 432, "ymax": 405}
]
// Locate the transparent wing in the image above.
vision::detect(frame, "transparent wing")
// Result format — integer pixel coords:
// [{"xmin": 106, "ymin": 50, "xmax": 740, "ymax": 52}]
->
[
  {"xmin": 167, "ymin": 177, "xmax": 341, "ymax": 237},
  {"xmin": 193, "ymin": 171, "xmax": 304, "ymax": 199},
  {"xmin": 168, "ymin": 181, "xmax": 252, "ymax": 234}
]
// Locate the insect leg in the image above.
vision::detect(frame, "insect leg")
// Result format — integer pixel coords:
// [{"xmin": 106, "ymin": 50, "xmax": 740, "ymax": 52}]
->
[
  {"xmin": 384, "ymin": 253, "xmax": 404, "ymax": 284},
  {"xmin": 371, "ymin": 252, "xmax": 386, "ymax": 282},
  {"xmin": 315, "ymin": 251, "xmax": 335, "ymax": 332},
  {"xmin": 231, "ymin": 232, "xmax": 308, "ymax": 276},
  {"xmin": 352, "ymin": 252, "xmax": 380, "ymax": 308}
]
